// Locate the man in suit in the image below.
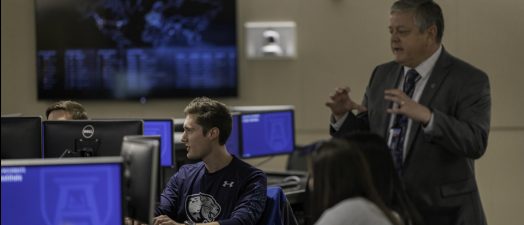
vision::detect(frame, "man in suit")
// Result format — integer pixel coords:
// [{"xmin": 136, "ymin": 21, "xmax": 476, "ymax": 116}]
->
[{"xmin": 326, "ymin": 1, "xmax": 490, "ymax": 224}]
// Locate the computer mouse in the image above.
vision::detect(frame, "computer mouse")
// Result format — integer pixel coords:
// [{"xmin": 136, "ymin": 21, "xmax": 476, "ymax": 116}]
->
[{"xmin": 282, "ymin": 175, "xmax": 301, "ymax": 183}]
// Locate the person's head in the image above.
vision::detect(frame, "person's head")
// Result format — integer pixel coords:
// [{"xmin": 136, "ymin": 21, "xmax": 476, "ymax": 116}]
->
[
  {"xmin": 46, "ymin": 100, "xmax": 88, "ymax": 120},
  {"xmin": 310, "ymin": 138, "xmax": 400, "ymax": 225},
  {"xmin": 343, "ymin": 132, "xmax": 397, "ymax": 204},
  {"xmin": 389, "ymin": 0, "xmax": 444, "ymax": 68},
  {"xmin": 343, "ymin": 132, "xmax": 424, "ymax": 225},
  {"xmin": 181, "ymin": 97, "xmax": 232, "ymax": 160}
]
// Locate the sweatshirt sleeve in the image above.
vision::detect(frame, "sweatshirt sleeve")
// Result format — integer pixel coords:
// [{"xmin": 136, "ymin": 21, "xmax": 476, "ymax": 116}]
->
[
  {"xmin": 218, "ymin": 170, "xmax": 267, "ymax": 225},
  {"xmin": 155, "ymin": 166, "xmax": 187, "ymax": 218}
]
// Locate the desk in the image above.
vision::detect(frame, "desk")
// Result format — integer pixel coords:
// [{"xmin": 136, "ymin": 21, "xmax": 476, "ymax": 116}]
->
[
  {"xmin": 265, "ymin": 170, "xmax": 307, "ymax": 205},
  {"xmin": 265, "ymin": 170, "xmax": 308, "ymax": 225}
]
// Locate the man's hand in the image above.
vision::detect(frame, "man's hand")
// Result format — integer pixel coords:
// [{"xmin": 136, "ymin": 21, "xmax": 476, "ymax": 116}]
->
[
  {"xmin": 384, "ymin": 89, "xmax": 431, "ymax": 124},
  {"xmin": 325, "ymin": 87, "xmax": 367, "ymax": 120},
  {"xmin": 125, "ymin": 217, "xmax": 148, "ymax": 225},
  {"xmin": 153, "ymin": 215, "xmax": 183, "ymax": 225}
]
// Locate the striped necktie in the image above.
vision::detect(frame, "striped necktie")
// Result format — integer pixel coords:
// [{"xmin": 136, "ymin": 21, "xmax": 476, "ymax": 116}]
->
[{"xmin": 391, "ymin": 69, "xmax": 420, "ymax": 175}]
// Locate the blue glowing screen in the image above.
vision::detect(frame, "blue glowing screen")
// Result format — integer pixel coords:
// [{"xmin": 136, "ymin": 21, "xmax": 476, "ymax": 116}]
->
[
  {"xmin": 240, "ymin": 111, "xmax": 295, "ymax": 158},
  {"xmin": 36, "ymin": 0, "xmax": 237, "ymax": 99},
  {"xmin": 1, "ymin": 162, "xmax": 123, "ymax": 225},
  {"xmin": 143, "ymin": 120, "xmax": 173, "ymax": 167},
  {"xmin": 225, "ymin": 114, "xmax": 240, "ymax": 157}
]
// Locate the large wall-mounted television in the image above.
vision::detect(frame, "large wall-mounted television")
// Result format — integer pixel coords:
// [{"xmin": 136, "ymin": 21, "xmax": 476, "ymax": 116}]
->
[{"xmin": 35, "ymin": 0, "xmax": 237, "ymax": 100}]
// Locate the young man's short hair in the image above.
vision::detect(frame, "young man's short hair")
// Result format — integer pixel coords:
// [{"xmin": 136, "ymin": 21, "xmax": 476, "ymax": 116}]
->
[{"xmin": 184, "ymin": 97, "xmax": 232, "ymax": 145}]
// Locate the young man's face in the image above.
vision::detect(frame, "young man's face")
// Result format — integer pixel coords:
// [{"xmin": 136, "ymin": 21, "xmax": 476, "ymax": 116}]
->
[
  {"xmin": 389, "ymin": 10, "xmax": 436, "ymax": 68},
  {"xmin": 47, "ymin": 110, "xmax": 73, "ymax": 120},
  {"xmin": 181, "ymin": 114, "xmax": 213, "ymax": 160}
]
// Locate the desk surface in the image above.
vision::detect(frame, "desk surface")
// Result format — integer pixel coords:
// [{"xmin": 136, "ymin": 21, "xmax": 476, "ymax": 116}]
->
[{"xmin": 265, "ymin": 170, "xmax": 307, "ymax": 205}]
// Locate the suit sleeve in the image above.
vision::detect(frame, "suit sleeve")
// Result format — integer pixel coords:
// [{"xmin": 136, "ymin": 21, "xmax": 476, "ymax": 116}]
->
[
  {"xmin": 218, "ymin": 170, "xmax": 267, "ymax": 225},
  {"xmin": 330, "ymin": 66, "xmax": 381, "ymax": 137},
  {"xmin": 424, "ymin": 70, "xmax": 491, "ymax": 159}
]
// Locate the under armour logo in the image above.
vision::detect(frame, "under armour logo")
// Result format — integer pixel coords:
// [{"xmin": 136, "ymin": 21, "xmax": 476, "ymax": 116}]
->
[{"xmin": 222, "ymin": 181, "xmax": 234, "ymax": 188}]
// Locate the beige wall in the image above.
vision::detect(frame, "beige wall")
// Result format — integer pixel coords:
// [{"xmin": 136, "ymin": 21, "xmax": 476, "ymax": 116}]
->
[{"xmin": 2, "ymin": 0, "xmax": 523, "ymax": 224}]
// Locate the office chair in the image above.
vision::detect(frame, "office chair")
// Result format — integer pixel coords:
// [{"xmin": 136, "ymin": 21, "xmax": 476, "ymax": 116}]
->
[{"xmin": 257, "ymin": 186, "xmax": 299, "ymax": 225}]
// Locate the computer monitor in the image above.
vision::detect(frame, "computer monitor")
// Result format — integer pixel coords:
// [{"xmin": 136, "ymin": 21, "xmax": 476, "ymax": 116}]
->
[
  {"xmin": 123, "ymin": 135, "xmax": 164, "ymax": 202},
  {"xmin": 1, "ymin": 157, "xmax": 124, "ymax": 225},
  {"xmin": 225, "ymin": 113, "xmax": 240, "ymax": 157},
  {"xmin": 239, "ymin": 109, "xmax": 295, "ymax": 158},
  {"xmin": 143, "ymin": 119, "xmax": 174, "ymax": 167},
  {"xmin": 1, "ymin": 116, "xmax": 43, "ymax": 159},
  {"xmin": 43, "ymin": 120, "xmax": 143, "ymax": 158},
  {"xmin": 121, "ymin": 139, "xmax": 159, "ymax": 224}
]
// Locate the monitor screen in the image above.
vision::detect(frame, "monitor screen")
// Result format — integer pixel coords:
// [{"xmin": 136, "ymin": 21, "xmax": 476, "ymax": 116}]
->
[
  {"xmin": 121, "ymin": 139, "xmax": 158, "ymax": 224},
  {"xmin": 43, "ymin": 120, "xmax": 143, "ymax": 158},
  {"xmin": 35, "ymin": 0, "xmax": 238, "ymax": 100},
  {"xmin": 143, "ymin": 119, "xmax": 174, "ymax": 167},
  {"xmin": 225, "ymin": 113, "xmax": 240, "ymax": 157},
  {"xmin": 240, "ymin": 110, "xmax": 295, "ymax": 158},
  {"xmin": 1, "ymin": 116, "xmax": 42, "ymax": 159},
  {"xmin": 1, "ymin": 157, "xmax": 124, "ymax": 225}
]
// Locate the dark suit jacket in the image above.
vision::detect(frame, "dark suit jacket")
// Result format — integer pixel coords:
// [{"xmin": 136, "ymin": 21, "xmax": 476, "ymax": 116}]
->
[{"xmin": 332, "ymin": 48, "xmax": 490, "ymax": 225}]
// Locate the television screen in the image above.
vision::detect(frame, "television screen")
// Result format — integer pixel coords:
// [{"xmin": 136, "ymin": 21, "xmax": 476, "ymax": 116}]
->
[
  {"xmin": 1, "ymin": 157, "xmax": 124, "ymax": 225},
  {"xmin": 1, "ymin": 117, "xmax": 43, "ymax": 159},
  {"xmin": 239, "ymin": 110, "xmax": 295, "ymax": 158},
  {"xmin": 35, "ymin": 0, "xmax": 237, "ymax": 100},
  {"xmin": 143, "ymin": 119, "xmax": 174, "ymax": 167},
  {"xmin": 43, "ymin": 120, "xmax": 143, "ymax": 158}
]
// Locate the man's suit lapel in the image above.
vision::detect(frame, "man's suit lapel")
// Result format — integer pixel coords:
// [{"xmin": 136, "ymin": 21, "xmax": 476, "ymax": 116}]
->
[{"xmin": 404, "ymin": 49, "xmax": 453, "ymax": 162}]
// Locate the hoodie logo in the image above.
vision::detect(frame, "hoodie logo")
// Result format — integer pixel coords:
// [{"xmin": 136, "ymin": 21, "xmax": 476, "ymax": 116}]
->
[{"xmin": 222, "ymin": 181, "xmax": 234, "ymax": 188}]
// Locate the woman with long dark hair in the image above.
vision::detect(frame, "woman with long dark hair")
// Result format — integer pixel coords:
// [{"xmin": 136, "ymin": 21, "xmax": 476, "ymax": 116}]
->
[
  {"xmin": 310, "ymin": 139, "xmax": 401, "ymax": 225},
  {"xmin": 343, "ymin": 132, "xmax": 423, "ymax": 225}
]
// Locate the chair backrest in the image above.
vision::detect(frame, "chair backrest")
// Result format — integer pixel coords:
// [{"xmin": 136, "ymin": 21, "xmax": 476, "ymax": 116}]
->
[{"xmin": 257, "ymin": 186, "xmax": 299, "ymax": 225}]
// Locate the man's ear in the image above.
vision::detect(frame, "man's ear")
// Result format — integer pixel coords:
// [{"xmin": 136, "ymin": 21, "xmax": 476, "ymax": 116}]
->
[
  {"xmin": 207, "ymin": 127, "xmax": 220, "ymax": 140},
  {"xmin": 426, "ymin": 24, "xmax": 437, "ymax": 42}
]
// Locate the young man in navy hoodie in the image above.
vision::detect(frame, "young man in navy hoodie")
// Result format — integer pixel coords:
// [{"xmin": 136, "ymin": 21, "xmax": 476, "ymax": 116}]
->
[{"xmin": 154, "ymin": 97, "xmax": 267, "ymax": 225}]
